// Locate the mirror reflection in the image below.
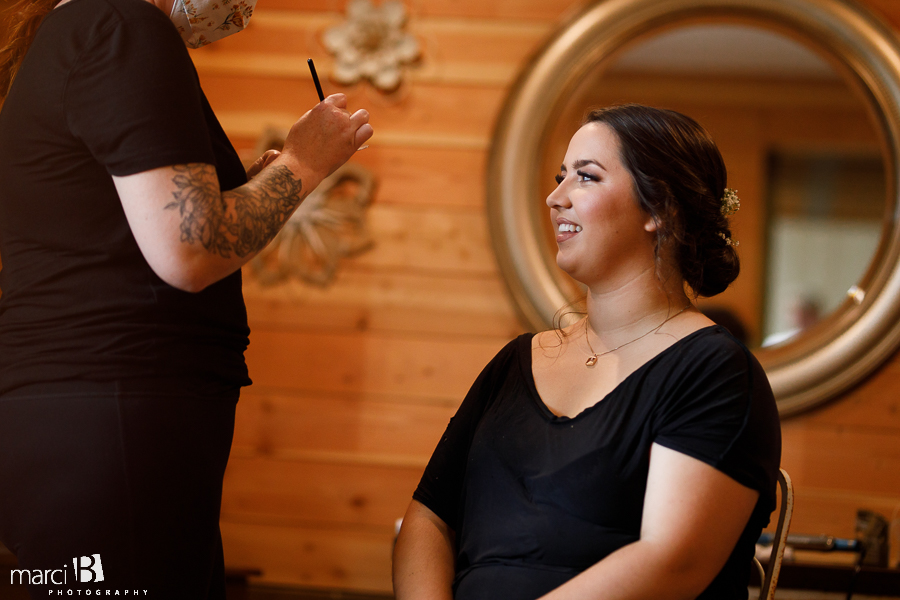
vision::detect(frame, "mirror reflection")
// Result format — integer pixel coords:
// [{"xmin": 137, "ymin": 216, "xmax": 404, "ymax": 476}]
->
[
  {"xmin": 537, "ymin": 22, "xmax": 887, "ymax": 349},
  {"xmin": 763, "ymin": 152, "xmax": 884, "ymax": 345}
]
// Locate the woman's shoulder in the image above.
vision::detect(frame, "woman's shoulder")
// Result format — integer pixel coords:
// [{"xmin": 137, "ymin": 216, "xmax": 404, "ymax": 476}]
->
[
  {"xmin": 495, "ymin": 332, "xmax": 536, "ymax": 368},
  {"xmin": 469, "ymin": 333, "xmax": 534, "ymax": 383},
  {"xmin": 41, "ymin": 0, "xmax": 183, "ymax": 61},
  {"xmin": 648, "ymin": 325, "xmax": 777, "ymax": 422},
  {"xmin": 634, "ymin": 324, "xmax": 774, "ymax": 411},
  {"xmin": 51, "ymin": 0, "xmax": 181, "ymax": 49},
  {"xmin": 49, "ymin": 0, "xmax": 168, "ymax": 24},
  {"xmin": 667, "ymin": 324, "xmax": 759, "ymax": 371}
]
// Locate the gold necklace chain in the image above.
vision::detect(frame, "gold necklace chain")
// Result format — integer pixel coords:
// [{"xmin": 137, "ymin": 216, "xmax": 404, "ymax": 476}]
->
[{"xmin": 584, "ymin": 304, "xmax": 691, "ymax": 367}]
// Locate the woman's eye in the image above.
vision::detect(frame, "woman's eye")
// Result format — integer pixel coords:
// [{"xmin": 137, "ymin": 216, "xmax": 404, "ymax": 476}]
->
[
  {"xmin": 576, "ymin": 170, "xmax": 597, "ymax": 183},
  {"xmin": 554, "ymin": 174, "xmax": 564, "ymax": 185}
]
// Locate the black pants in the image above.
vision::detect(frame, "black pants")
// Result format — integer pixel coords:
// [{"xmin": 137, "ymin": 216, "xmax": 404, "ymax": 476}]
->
[{"xmin": 0, "ymin": 381, "xmax": 238, "ymax": 599}]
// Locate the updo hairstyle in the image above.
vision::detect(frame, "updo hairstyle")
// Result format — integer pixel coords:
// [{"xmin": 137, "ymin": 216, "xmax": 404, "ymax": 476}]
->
[{"xmin": 583, "ymin": 104, "xmax": 739, "ymax": 297}]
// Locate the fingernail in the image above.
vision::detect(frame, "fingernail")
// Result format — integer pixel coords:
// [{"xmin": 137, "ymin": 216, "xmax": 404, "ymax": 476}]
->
[{"xmin": 358, "ymin": 145, "xmax": 369, "ymax": 151}]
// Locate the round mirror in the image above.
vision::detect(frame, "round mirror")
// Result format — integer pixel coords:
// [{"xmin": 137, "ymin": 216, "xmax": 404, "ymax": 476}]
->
[{"xmin": 487, "ymin": 0, "xmax": 900, "ymax": 415}]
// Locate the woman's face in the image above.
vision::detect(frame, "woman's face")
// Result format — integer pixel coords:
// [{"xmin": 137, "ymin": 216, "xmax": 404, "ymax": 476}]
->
[{"xmin": 546, "ymin": 122, "xmax": 658, "ymax": 290}]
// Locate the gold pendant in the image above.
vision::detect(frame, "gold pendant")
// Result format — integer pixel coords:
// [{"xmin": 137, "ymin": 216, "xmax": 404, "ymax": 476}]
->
[{"xmin": 585, "ymin": 355, "xmax": 598, "ymax": 367}]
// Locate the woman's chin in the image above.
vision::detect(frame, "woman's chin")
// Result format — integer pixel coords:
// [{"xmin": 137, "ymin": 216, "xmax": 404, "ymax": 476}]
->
[{"xmin": 556, "ymin": 256, "xmax": 583, "ymax": 281}]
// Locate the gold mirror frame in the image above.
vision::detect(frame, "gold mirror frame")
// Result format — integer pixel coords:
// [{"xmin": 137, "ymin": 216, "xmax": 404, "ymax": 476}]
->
[{"xmin": 487, "ymin": 0, "xmax": 900, "ymax": 416}]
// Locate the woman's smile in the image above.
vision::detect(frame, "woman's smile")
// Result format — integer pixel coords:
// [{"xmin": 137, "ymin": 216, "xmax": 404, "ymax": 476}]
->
[{"xmin": 556, "ymin": 219, "xmax": 583, "ymax": 242}]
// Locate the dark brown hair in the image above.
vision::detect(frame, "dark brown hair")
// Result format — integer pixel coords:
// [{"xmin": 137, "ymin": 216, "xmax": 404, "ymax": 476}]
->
[
  {"xmin": 0, "ymin": 0, "xmax": 60, "ymax": 108},
  {"xmin": 584, "ymin": 104, "xmax": 739, "ymax": 297}
]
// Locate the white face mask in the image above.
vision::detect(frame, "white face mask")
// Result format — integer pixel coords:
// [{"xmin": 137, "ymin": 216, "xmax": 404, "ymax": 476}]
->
[{"xmin": 169, "ymin": 0, "xmax": 258, "ymax": 49}]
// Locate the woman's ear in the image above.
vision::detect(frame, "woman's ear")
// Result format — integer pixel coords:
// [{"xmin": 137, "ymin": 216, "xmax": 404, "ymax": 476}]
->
[{"xmin": 644, "ymin": 215, "xmax": 660, "ymax": 233}]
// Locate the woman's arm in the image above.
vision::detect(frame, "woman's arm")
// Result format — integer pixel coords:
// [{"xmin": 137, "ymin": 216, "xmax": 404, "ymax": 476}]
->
[
  {"xmin": 393, "ymin": 500, "xmax": 456, "ymax": 600},
  {"xmin": 539, "ymin": 443, "xmax": 759, "ymax": 600},
  {"xmin": 112, "ymin": 93, "xmax": 372, "ymax": 292}
]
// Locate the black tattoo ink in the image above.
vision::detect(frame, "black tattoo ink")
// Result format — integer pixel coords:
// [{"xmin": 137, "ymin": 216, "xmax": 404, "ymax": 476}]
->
[{"xmin": 165, "ymin": 164, "xmax": 303, "ymax": 258}]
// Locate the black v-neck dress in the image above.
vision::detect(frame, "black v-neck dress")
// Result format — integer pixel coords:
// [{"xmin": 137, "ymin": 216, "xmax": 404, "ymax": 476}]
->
[{"xmin": 413, "ymin": 326, "xmax": 781, "ymax": 600}]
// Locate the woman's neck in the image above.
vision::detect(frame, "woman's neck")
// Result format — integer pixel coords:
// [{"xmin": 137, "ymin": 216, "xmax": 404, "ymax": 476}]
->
[{"xmin": 583, "ymin": 266, "xmax": 691, "ymax": 345}]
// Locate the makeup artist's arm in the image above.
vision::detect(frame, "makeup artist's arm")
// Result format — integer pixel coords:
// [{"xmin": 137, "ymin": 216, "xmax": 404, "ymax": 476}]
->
[
  {"xmin": 393, "ymin": 500, "xmax": 456, "ymax": 600},
  {"xmin": 113, "ymin": 94, "xmax": 373, "ymax": 292},
  {"xmin": 538, "ymin": 444, "xmax": 758, "ymax": 600}
]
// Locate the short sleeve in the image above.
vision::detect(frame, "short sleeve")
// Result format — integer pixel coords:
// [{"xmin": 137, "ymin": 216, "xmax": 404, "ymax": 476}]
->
[
  {"xmin": 652, "ymin": 333, "xmax": 781, "ymax": 502},
  {"xmin": 413, "ymin": 336, "xmax": 524, "ymax": 531},
  {"xmin": 65, "ymin": 4, "xmax": 215, "ymax": 176}
]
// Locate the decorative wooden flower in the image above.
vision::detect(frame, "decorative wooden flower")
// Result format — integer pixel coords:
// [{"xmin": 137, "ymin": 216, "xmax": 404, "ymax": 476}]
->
[
  {"xmin": 247, "ymin": 131, "xmax": 376, "ymax": 286},
  {"xmin": 322, "ymin": 0, "xmax": 420, "ymax": 91}
]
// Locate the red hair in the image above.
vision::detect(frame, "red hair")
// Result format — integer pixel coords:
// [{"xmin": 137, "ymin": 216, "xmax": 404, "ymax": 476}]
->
[{"xmin": 0, "ymin": 0, "xmax": 60, "ymax": 107}]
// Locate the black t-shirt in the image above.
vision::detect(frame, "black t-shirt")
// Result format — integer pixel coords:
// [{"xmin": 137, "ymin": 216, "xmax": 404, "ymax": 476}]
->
[
  {"xmin": 0, "ymin": 0, "xmax": 251, "ymax": 394},
  {"xmin": 414, "ymin": 326, "xmax": 782, "ymax": 600}
]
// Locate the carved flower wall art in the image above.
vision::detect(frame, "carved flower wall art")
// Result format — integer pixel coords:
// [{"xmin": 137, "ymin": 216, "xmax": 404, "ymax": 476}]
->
[
  {"xmin": 322, "ymin": 0, "xmax": 420, "ymax": 91},
  {"xmin": 249, "ymin": 160, "xmax": 377, "ymax": 286}
]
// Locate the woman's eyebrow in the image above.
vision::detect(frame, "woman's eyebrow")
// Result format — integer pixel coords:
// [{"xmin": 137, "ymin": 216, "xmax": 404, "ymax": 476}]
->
[{"xmin": 572, "ymin": 158, "xmax": 606, "ymax": 171}]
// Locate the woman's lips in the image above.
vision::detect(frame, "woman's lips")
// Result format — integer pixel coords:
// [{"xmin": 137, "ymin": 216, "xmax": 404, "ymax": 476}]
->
[{"xmin": 556, "ymin": 221, "xmax": 582, "ymax": 243}]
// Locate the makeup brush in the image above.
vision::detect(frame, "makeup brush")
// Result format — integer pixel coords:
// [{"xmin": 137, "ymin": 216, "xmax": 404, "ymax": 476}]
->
[{"xmin": 307, "ymin": 58, "xmax": 325, "ymax": 102}]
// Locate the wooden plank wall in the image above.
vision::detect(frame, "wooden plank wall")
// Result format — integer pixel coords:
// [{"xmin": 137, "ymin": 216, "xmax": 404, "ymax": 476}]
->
[{"xmin": 187, "ymin": 0, "xmax": 900, "ymax": 592}]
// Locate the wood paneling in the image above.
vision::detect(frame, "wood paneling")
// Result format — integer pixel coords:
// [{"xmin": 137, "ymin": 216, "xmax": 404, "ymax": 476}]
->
[
  {"xmin": 222, "ymin": 457, "xmax": 420, "ymax": 527},
  {"xmin": 231, "ymin": 391, "xmax": 455, "ymax": 460},
  {"xmin": 206, "ymin": 0, "xmax": 900, "ymax": 591},
  {"xmin": 242, "ymin": 270, "xmax": 521, "ymax": 338},
  {"xmin": 349, "ymin": 146, "xmax": 488, "ymax": 209},
  {"xmin": 244, "ymin": 329, "xmax": 507, "ymax": 400},
  {"xmin": 236, "ymin": 145, "xmax": 489, "ymax": 207},
  {"xmin": 220, "ymin": 521, "xmax": 393, "ymax": 591},
  {"xmin": 784, "ymin": 487, "xmax": 900, "ymax": 539},
  {"xmin": 199, "ymin": 74, "xmax": 505, "ymax": 143},
  {"xmin": 192, "ymin": 11, "xmax": 549, "ymax": 85},
  {"xmin": 781, "ymin": 422, "xmax": 900, "ymax": 497},
  {"xmin": 345, "ymin": 204, "xmax": 497, "ymax": 274}
]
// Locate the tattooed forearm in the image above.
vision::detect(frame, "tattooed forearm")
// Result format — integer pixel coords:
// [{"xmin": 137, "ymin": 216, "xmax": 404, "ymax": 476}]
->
[{"xmin": 164, "ymin": 163, "xmax": 303, "ymax": 258}]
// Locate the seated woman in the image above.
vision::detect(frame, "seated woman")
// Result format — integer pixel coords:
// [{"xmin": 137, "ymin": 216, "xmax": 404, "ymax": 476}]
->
[{"xmin": 392, "ymin": 104, "xmax": 781, "ymax": 600}]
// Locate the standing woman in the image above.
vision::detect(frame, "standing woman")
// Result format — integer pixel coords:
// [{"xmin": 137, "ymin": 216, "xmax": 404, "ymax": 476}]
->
[
  {"xmin": 393, "ymin": 105, "xmax": 780, "ymax": 600},
  {"xmin": 0, "ymin": 0, "xmax": 372, "ymax": 596}
]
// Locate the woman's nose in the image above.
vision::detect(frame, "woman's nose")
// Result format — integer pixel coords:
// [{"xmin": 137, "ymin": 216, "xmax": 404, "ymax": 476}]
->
[{"xmin": 546, "ymin": 178, "xmax": 571, "ymax": 209}]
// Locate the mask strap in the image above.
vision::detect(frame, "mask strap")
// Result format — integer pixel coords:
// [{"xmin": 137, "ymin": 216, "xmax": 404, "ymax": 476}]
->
[{"xmin": 169, "ymin": 0, "xmax": 192, "ymax": 37}]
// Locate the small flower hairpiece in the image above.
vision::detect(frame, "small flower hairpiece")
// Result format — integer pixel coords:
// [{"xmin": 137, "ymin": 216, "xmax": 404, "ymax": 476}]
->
[
  {"xmin": 720, "ymin": 188, "xmax": 740, "ymax": 217},
  {"xmin": 718, "ymin": 231, "xmax": 739, "ymax": 247}
]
